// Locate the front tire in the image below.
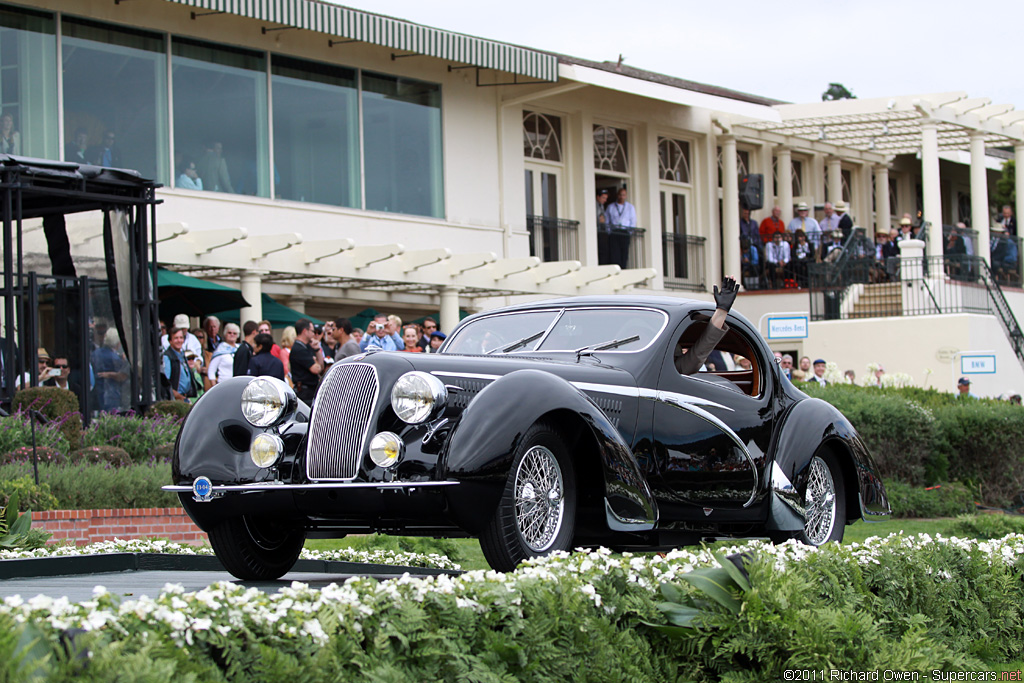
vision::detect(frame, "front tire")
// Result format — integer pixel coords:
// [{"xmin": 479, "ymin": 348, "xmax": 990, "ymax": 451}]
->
[
  {"xmin": 480, "ymin": 421, "xmax": 576, "ymax": 572},
  {"xmin": 208, "ymin": 515, "xmax": 306, "ymax": 580},
  {"xmin": 796, "ymin": 452, "xmax": 846, "ymax": 545}
]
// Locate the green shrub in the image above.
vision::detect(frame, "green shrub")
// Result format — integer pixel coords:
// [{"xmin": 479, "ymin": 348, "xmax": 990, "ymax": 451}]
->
[
  {"xmin": 932, "ymin": 401, "xmax": 1024, "ymax": 506},
  {"xmin": 0, "ymin": 463, "xmax": 177, "ymax": 510},
  {"xmin": 148, "ymin": 443, "xmax": 174, "ymax": 463},
  {"xmin": 81, "ymin": 414, "xmax": 181, "ymax": 463},
  {"xmin": 0, "ymin": 476, "xmax": 60, "ymax": 511},
  {"xmin": 0, "ymin": 446, "xmax": 66, "ymax": 466},
  {"xmin": 12, "ymin": 387, "xmax": 82, "ymax": 450},
  {"xmin": 147, "ymin": 400, "xmax": 191, "ymax": 421},
  {"xmin": 884, "ymin": 480, "xmax": 976, "ymax": 518},
  {"xmin": 68, "ymin": 445, "xmax": 132, "ymax": 468},
  {"xmin": 952, "ymin": 513, "xmax": 1024, "ymax": 539},
  {"xmin": 0, "ymin": 415, "xmax": 68, "ymax": 456}
]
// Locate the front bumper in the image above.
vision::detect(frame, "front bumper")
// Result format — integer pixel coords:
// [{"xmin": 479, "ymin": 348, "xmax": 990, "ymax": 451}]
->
[{"xmin": 163, "ymin": 479, "xmax": 459, "ymax": 503}]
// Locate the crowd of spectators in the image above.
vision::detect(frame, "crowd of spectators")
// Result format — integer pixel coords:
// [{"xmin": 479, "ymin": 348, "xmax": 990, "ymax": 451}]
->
[
  {"xmin": 739, "ymin": 203, "xmax": 1023, "ymax": 290},
  {"xmin": 158, "ymin": 312, "xmax": 448, "ymax": 405}
]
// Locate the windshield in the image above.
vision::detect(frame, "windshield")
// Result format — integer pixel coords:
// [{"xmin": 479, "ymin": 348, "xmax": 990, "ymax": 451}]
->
[{"xmin": 445, "ymin": 307, "xmax": 667, "ymax": 354}]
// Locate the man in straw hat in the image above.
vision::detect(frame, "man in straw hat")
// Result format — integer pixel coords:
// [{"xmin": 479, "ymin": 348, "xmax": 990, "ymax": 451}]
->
[{"xmin": 787, "ymin": 201, "xmax": 821, "ymax": 248}]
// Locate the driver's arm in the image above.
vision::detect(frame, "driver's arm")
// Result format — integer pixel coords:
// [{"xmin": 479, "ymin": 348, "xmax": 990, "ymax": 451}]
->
[{"xmin": 675, "ymin": 277, "xmax": 738, "ymax": 375}]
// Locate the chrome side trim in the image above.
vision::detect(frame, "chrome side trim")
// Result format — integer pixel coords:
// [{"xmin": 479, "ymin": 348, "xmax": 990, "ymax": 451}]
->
[
  {"xmin": 771, "ymin": 461, "xmax": 805, "ymax": 517},
  {"xmin": 163, "ymin": 481, "xmax": 459, "ymax": 494},
  {"xmin": 431, "ymin": 371, "xmax": 502, "ymax": 381},
  {"xmin": 603, "ymin": 498, "xmax": 656, "ymax": 531}
]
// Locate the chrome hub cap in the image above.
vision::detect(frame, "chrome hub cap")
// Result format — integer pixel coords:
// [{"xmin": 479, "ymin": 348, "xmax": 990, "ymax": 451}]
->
[
  {"xmin": 803, "ymin": 456, "xmax": 836, "ymax": 545},
  {"xmin": 514, "ymin": 445, "xmax": 564, "ymax": 552}
]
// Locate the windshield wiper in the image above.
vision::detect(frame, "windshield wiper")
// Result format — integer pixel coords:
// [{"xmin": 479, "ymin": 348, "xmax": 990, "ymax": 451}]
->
[
  {"xmin": 487, "ymin": 329, "xmax": 546, "ymax": 355},
  {"xmin": 574, "ymin": 334, "xmax": 640, "ymax": 361}
]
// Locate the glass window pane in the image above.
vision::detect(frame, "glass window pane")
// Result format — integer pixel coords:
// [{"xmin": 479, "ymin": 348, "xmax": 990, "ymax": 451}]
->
[
  {"xmin": 362, "ymin": 72, "xmax": 443, "ymax": 218},
  {"xmin": 0, "ymin": 6, "xmax": 56, "ymax": 159},
  {"xmin": 172, "ymin": 38, "xmax": 268, "ymax": 196},
  {"xmin": 62, "ymin": 18, "xmax": 168, "ymax": 183},
  {"xmin": 270, "ymin": 56, "xmax": 358, "ymax": 207}
]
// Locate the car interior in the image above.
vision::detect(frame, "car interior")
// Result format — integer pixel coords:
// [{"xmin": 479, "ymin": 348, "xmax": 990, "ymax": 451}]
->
[{"xmin": 676, "ymin": 319, "xmax": 761, "ymax": 397}]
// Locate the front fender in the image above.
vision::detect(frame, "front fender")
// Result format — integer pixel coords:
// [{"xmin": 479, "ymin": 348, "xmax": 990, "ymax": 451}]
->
[
  {"xmin": 443, "ymin": 369, "xmax": 657, "ymax": 534},
  {"xmin": 767, "ymin": 397, "xmax": 890, "ymax": 530}
]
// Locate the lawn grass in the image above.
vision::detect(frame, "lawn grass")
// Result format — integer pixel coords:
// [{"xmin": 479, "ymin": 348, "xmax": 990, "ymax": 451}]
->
[{"xmin": 304, "ymin": 517, "xmax": 973, "ymax": 572}]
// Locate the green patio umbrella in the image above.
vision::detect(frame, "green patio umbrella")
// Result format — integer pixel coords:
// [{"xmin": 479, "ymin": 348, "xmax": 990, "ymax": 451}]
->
[{"xmin": 157, "ymin": 268, "xmax": 250, "ymax": 320}]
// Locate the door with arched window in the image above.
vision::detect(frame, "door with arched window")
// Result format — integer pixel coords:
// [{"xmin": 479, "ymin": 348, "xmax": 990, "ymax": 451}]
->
[{"xmin": 523, "ymin": 111, "xmax": 574, "ymax": 262}]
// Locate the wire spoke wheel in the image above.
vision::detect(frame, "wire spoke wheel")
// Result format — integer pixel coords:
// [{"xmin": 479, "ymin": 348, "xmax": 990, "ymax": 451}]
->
[
  {"xmin": 514, "ymin": 445, "xmax": 564, "ymax": 552},
  {"xmin": 803, "ymin": 455, "xmax": 838, "ymax": 546}
]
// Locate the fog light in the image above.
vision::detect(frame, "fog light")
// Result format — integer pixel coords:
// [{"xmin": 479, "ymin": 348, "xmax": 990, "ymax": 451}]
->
[
  {"xmin": 250, "ymin": 432, "xmax": 284, "ymax": 468},
  {"xmin": 369, "ymin": 431, "xmax": 404, "ymax": 469}
]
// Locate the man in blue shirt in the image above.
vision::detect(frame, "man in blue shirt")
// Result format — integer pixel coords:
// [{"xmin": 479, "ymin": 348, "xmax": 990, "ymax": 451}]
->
[
  {"xmin": 605, "ymin": 188, "xmax": 637, "ymax": 270},
  {"xmin": 361, "ymin": 314, "xmax": 405, "ymax": 351},
  {"xmin": 162, "ymin": 327, "xmax": 193, "ymax": 401}
]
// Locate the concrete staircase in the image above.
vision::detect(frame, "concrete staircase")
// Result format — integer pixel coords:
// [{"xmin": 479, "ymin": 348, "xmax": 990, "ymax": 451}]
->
[{"xmin": 849, "ymin": 282, "xmax": 902, "ymax": 318}]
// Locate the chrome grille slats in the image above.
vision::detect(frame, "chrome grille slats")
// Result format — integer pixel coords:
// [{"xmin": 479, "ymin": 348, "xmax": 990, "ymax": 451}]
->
[{"xmin": 306, "ymin": 363, "xmax": 379, "ymax": 481}]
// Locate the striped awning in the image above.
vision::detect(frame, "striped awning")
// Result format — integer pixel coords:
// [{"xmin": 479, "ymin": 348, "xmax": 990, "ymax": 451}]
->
[{"xmin": 165, "ymin": 0, "xmax": 558, "ymax": 82}]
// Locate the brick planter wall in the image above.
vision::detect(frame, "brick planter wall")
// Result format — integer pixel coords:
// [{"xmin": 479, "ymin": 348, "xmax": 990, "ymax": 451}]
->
[{"xmin": 31, "ymin": 508, "xmax": 207, "ymax": 546}]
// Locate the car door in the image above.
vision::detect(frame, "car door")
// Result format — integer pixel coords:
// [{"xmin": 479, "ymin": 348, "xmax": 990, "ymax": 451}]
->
[{"xmin": 646, "ymin": 311, "xmax": 774, "ymax": 520}]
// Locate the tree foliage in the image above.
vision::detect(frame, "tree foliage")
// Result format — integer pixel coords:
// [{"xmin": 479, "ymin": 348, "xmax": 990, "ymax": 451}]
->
[
  {"xmin": 822, "ymin": 82, "xmax": 856, "ymax": 101},
  {"xmin": 994, "ymin": 158, "xmax": 1015, "ymax": 209}
]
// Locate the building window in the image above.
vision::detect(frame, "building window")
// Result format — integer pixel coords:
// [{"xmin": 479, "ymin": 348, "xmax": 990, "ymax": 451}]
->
[
  {"xmin": 62, "ymin": 18, "xmax": 168, "ymax": 183},
  {"xmin": 523, "ymin": 111, "xmax": 561, "ymax": 162},
  {"xmin": 171, "ymin": 38, "xmax": 269, "ymax": 196},
  {"xmin": 593, "ymin": 125, "xmax": 628, "ymax": 173},
  {"xmin": 659, "ymin": 137, "xmax": 690, "ymax": 183},
  {"xmin": 0, "ymin": 5, "xmax": 56, "ymax": 159},
  {"xmin": 362, "ymin": 72, "xmax": 443, "ymax": 218},
  {"xmin": 271, "ymin": 56, "xmax": 358, "ymax": 208}
]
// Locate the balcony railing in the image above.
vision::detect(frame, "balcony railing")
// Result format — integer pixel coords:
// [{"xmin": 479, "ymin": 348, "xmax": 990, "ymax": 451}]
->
[
  {"xmin": 526, "ymin": 215, "xmax": 579, "ymax": 263},
  {"xmin": 662, "ymin": 233, "xmax": 706, "ymax": 291},
  {"xmin": 597, "ymin": 226, "xmax": 647, "ymax": 270}
]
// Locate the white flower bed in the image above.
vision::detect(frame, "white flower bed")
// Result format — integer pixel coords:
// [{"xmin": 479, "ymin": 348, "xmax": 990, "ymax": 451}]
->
[
  {"xmin": 0, "ymin": 537, "xmax": 462, "ymax": 571},
  {"xmin": 1, "ymin": 533, "xmax": 1022, "ymax": 649}
]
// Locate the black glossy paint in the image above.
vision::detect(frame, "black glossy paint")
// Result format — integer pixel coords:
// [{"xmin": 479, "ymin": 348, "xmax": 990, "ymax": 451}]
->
[{"xmin": 172, "ymin": 294, "xmax": 891, "ymax": 546}]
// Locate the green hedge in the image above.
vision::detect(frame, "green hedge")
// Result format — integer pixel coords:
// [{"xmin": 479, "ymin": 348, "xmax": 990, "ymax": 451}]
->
[
  {"xmin": 883, "ymin": 481, "xmax": 977, "ymax": 518},
  {"xmin": 804, "ymin": 383, "xmax": 1024, "ymax": 506},
  {"xmin": 0, "ymin": 475, "xmax": 59, "ymax": 511},
  {"xmin": 0, "ymin": 414, "xmax": 69, "ymax": 456},
  {"xmin": 12, "ymin": 387, "xmax": 82, "ymax": 450},
  {"xmin": 0, "ymin": 463, "xmax": 178, "ymax": 510},
  {"xmin": 80, "ymin": 414, "xmax": 182, "ymax": 463}
]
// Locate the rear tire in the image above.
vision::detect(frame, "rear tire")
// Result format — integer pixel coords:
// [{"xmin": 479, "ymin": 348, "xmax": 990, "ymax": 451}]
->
[
  {"xmin": 796, "ymin": 452, "xmax": 846, "ymax": 545},
  {"xmin": 480, "ymin": 421, "xmax": 576, "ymax": 572},
  {"xmin": 208, "ymin": 516, "xmax": 306, "ymax": 580}
]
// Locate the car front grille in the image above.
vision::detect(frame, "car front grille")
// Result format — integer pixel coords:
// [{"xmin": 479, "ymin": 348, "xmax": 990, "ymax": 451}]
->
[{"xmin": 306, "ymin": 362, "xmax": 379, "ymax": 481}]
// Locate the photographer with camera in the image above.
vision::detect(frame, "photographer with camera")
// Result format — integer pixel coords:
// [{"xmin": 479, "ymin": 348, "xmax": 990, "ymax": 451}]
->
[{"xmin": 290, "ymin": 318, "xmax": 325, "ymax": 404}]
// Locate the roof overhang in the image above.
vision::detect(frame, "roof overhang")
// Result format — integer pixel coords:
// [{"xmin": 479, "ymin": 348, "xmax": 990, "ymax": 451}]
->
[
  {"xmin": 164, "ymin": 0, "xmax": 558, "ymax": 81},
  {"xmin": 558, "ymin": 62, "xmax": 781, "ymax": 122},
  {"xmin": 737, "ymin": 92, "xmax": 1024, "ymax": 156}
]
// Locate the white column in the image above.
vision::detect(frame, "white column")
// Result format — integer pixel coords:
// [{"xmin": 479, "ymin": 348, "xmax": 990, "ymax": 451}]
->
[
  {"xmin": 1015, "ymin": 144, "xmax": 1024, "ymax": 240},
  {"xmin": 920, "ymin": 119, "xmax": 944, "ymax": 257},
  {"xmin": 827, "ymin": 156, "xmax": 843, "ymax": 205},
  {"xmin": 720, "ymin": 135, "xmax": 740, "ymax": 280},
  {"xmin": 776, "ymin": 146, "xmax": 793, "ymax": 221},
  {"xmin": 857, "ymin": 163, "xmax": 872, "ymax": 229},
  {"xmin": 288, "ymin": 295, "xmax": 308, "ymax": 315},
  {"xmin": 874, "ymin": 165, "xmax": 891, "ymax": 235},
  {"xmin": 439, "ymin": 286, "xmax": 461, "ymax": 335},
  {"xmin": 970, "ymin": 131, "xmax": 991, "ymax": 263},
  {"xmin": 239, "ymin": 271, "xmax": 264, "ymax": 324}
]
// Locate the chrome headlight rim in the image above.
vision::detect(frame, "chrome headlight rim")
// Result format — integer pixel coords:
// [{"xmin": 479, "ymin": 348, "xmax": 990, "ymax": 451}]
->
[
  {"xmin": 250, "ymin": 432, "xmax": 284, "ymax": 468},
  {"xmin": 369, "ymin": 431, "xmax": 405, "ymax": 469},
  {"xmin": 390, "ymin": 371, "xmax": 448, "ymax": 424},
  {"xmin": 241, "ymin": 376, "xmax": 297, "ymax": 428}
]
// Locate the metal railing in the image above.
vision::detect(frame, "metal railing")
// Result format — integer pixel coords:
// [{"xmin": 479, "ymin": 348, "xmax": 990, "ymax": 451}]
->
[
  {"xmin": 662, "ymin": 233, "xmax": 706, "ymax": 291},
  {"xmin": 597, "ymin": 226, "xmax": 647, "ymax": 270},
  {"xmin": 527, "ymin": 215, "xmax": 579, "ymax": 263}
]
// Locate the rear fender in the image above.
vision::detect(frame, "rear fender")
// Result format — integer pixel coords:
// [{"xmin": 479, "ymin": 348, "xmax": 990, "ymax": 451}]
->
[
  {"xmin": 767, "ymin": 397, "xmax": 890, "ymax": 531},
  {"xmin": 443, "ymin": 369, "xmax": 657, "ymax": 534}
]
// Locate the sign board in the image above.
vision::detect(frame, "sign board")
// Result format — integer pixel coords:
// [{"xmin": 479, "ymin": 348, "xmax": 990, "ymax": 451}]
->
[
  {"xmin": 766, "ymin": 315, "xmax": 809, "ymax": 340},
  {"xmin": 960, "ymin": 354, "xmax": 996, "ymax": 375}
]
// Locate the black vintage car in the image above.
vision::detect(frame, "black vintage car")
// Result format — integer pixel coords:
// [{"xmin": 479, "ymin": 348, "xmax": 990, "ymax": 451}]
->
[{"xmin": 166, "ymin": 296, "xmax": 890, "ymax": 578}]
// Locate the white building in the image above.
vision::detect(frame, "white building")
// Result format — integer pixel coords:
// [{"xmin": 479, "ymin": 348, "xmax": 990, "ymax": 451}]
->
[{"xmin": 7, "ymin": 0, "xmax": 1024, "ymax": 396}]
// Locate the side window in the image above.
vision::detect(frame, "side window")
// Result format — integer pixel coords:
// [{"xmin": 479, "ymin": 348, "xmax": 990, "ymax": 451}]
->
[{"xmin": 668, "ymin": 315, "xmax": 763, "ymax": 397}]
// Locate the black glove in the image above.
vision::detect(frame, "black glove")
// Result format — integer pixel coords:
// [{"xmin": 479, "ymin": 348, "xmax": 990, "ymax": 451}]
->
[{"xmin": 713, "ymin": 277, "xmax": 739, "ymax": 313}]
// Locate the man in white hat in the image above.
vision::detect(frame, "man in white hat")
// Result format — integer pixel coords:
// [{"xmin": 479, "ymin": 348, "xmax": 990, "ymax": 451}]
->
[
  {"xmin": 787, "ymin": 201, "xmax": 821, "ymax": 248},
  {"xmin": 161, "ymin": 313, "xmax": 203, "ymax": 359},
  {"xmin": 835, "ymin": 201, "xmax": 853, "ymax": 240},
  {"xmin": 895, "ymin": 216, "xmax": 914, "ymax": 244}
]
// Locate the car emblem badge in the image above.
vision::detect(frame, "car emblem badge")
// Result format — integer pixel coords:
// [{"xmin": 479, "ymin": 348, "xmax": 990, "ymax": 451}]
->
[
  {"xmin": 192, "ymin": 476, "xmax": 213, "ymax": 502},
  {"xmin": 703, "ymin": 507, "xmax": 713, "ymax": 517}
]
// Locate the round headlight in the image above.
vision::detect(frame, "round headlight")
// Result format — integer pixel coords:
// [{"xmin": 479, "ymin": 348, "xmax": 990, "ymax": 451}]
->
[
  {"xmin": 369, "ymin": 431, "xmax": 404, "ymax": 468},
  {"xmin": 250, "ymin": 432, "xmax": 284, "ymax": 468},
  {"xmin": 391, "ymin": 371, "xmax": 447, "ymax": 424},
  {"xmin": 241, "ymin": 377, "xmax": 296, "ymax": 427}
]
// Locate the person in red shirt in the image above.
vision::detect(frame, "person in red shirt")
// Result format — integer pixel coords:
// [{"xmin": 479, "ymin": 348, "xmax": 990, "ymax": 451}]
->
[
  {"xmin": 402, "ymin": 326, "xmax": 423, "ymax": 352},
  {"xmin": 759, "ymin": 206, "xmax": 786, "ymax": 244}
]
